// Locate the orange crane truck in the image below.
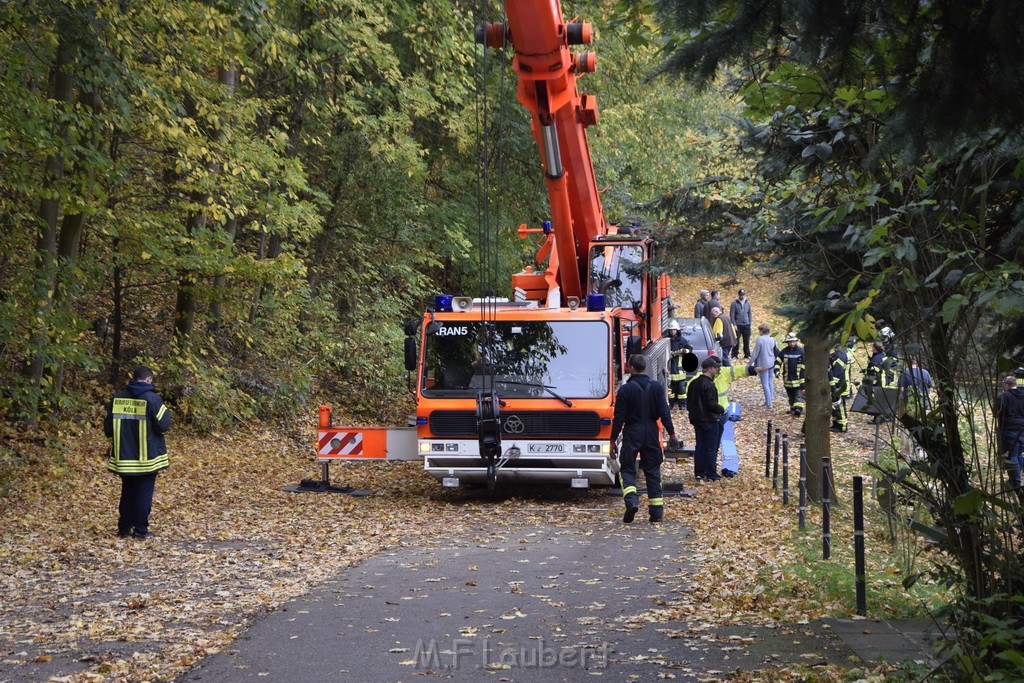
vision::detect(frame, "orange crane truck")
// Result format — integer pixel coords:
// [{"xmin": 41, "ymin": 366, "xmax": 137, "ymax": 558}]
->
[{"xmin": 319, "ymin": 0, "xmax": 681, "ymax": 490}]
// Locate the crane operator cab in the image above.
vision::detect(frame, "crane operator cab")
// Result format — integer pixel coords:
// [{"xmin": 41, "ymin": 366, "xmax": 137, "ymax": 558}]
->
[{"xmin": 588, "ymin": 241, "xmax": 644, "ymax": 310}]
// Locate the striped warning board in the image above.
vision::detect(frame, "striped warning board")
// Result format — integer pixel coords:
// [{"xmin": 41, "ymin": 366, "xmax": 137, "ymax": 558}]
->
[{"xmin": 316, "ymin": 428, "xmax": 388, "ymax": 460}]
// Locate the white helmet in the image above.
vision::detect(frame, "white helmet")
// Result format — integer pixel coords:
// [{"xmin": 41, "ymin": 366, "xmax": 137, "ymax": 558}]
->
[
  {"xmin": 785, "ymin": 332, "xmax": 799, "ymax": 343},
  {"xmin": 667, "ymin": 320, "xmax": 680, "ymax": 331},
  {"xmin": 879, "ymin": 326, "xmax": 894, "ymax": 341}
]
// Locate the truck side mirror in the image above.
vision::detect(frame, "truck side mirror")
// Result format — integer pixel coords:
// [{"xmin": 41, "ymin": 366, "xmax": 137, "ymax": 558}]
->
[
  {"xmin": 404, "ymin": 337, "xmax": 417, "ymax": 372},
  {"xmin": 625, "ymin": 335, "xmax": 642, "ymax": 358}
]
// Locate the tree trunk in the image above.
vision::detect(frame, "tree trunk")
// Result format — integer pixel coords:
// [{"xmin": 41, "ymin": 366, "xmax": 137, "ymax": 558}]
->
[
  {"xmin": 21, "ymin": 17, "xmax": 76, "ymax": 424},
  {"xmin": 802, "ymin": 334, "xmax": 832, "ymax": 502},
  {"xmin": 928, "ymin": 318, "xmax": 986, "ymax": 599},
  {"xmin": 173, "ymin": 271, "xmax": 199, "ymax": 340},
  {"xmin": 210, "ymin": 65, "xmax": 238, "ymax": 328},
  {"xmin": 173, "ymin": 90, "xmax": 213, "ymax": 342},
  {"xmin": 52, "ymin": 88, "xmax": 105, "ymax": 398},
  {"xmin": 109, "ymin": 251, "xmax": 124, "ymax": 386},
  {"xmin": 307, "ymin": 229, "xmax": 330, "ymax": 299},
  {"xmin": 210, "ymin": 215, "xmax": 237, "ymax": 327},
  {"xmin": 249, "ymin": 234, "xmax": 283, "ymax": 324}
]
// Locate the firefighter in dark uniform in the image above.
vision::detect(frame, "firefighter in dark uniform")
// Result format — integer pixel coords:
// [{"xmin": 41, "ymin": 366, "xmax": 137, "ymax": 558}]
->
[
  {"xmin": 864, "ymin": 342, "xmax": 885, "ymax": 388},
  {"xmin": 880, "ymin": 354, "xmax": 900, "ymax": 392},
  {"xmin": 104, "ymin": 365, "xmax": 172, "ymax": 539},
  {"xmin": 829, "ymin": 342, "xmax": 853, "ymax": 432},
  {"xmin": 778, "ymin": 332, "xmax": 806, "ymax": 416},
  {"xmin": 871, "ymin": 330, "xmax": 900, "ymax": 422},
  {"xmin": 863, "ymin": 342, "xmax": 886, "ymax": 423},
  {"xmin": 611, "ymin": 354, "xmax": 678, "ymax": 523},
  {"xmin": 665, "ymin": 320, "xmax": 693, "ymax": 410}
]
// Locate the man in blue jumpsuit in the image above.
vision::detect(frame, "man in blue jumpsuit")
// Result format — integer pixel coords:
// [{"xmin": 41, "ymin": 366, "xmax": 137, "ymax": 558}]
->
[{"xmin": 611, "ymin": 355, "xmax": 678, "ymax": 523}]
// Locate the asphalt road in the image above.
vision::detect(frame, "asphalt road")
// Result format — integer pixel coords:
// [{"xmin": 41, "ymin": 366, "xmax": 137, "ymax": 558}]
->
[{"xmin": 178, "ymin": 515, "xmax": 865, "ymax": 682}]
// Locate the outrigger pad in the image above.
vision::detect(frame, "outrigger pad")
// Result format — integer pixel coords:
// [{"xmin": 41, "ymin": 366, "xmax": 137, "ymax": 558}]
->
[
  {"xmin": 283, "ymin": 480, "xmax": 374, "ymax": 496},
  {"xmin": 661, "ymin": 482, "xmax": 698, "ymax": 497}
]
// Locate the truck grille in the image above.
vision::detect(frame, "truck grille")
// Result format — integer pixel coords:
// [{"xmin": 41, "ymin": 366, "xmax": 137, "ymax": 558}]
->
[{"xmin": 428, "ymin": 410, "xmax": 602, "ymax": 438}]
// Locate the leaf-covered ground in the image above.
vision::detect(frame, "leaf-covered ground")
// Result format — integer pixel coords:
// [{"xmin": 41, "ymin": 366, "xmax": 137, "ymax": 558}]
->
[{"xmin": 0, "ymin": 271, "xmax": 937, "ymax": 682}]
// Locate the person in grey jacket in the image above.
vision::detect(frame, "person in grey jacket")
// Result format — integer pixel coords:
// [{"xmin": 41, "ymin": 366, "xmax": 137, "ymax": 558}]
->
[
  {"xmin": 749, "ymin": 323, "xmax": 778, "ymax": 408},
  {"xmin": 730, "ymin": 289, "xmax": 752, "ymax": 359},
  {"xmin": 694, "ymin": 289, "xmax": 710, "ymax": 319}
]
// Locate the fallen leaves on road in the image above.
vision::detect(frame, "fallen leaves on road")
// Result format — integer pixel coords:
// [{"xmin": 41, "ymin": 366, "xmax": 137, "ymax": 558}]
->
[{"xmin": 0, "ymin": 271, "xmax": 922, "ymax": 682}]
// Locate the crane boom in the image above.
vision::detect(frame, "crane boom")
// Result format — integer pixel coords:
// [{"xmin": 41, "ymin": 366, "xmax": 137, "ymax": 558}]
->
[{"xmin": 478, "ymin": 0, "xmax": 605, "ymax": 301}]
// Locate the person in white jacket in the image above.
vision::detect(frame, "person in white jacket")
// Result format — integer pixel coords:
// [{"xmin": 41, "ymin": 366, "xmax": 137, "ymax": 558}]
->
[{"xmin": 749, "ymin": 323, "xmax": 778, "ymax": 408}]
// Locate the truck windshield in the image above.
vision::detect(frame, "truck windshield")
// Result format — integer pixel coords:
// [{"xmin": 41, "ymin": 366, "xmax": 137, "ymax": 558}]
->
[
  {"xmin": 588, "ymin": 243, "xmax": 644, "ymax": 309},
  {"xmin": 421, "ymin": 320, "xmax": 609, "ymax": 399}
]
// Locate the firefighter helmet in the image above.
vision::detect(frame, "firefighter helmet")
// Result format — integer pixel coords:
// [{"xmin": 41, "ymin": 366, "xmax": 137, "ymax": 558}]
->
[
  {"xmin": 785, "ymin": 332, "xmax": 799, "ymax": 343},
  {"xmin": 879, "ymin": 326, "xmax": 895, "ymax": 341},
  {"xmin": 667, "ymin": 319, "xmax": 680, "ymax": 331}
]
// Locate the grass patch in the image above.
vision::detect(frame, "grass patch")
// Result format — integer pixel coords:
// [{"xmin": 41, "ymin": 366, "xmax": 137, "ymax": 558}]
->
[{"xmin": 751, "ymin": 487, "xmax": 952, "ymax": 621}]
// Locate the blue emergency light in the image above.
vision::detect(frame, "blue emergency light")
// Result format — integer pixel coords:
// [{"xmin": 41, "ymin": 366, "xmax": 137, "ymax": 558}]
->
[
  {"xmin": 586, "ymin": 294, "xmax": 605, "ymax": 311},
  {"xmin": 434, "ymin": 294, "xmax": 454, "ymax": 312}
]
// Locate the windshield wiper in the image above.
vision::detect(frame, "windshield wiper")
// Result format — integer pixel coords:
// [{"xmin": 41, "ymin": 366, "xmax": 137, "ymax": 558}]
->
[{"xmin": 495, "ymin": 380, "xmax": 573, "ymax": 407}]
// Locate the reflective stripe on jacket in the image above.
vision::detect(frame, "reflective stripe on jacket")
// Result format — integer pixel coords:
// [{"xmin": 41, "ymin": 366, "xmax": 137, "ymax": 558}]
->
[
  {"xmin": 105, "ymin": 383, "xmax": 171, "ymax": 475},
  {"xmin": 779, "ymin": 346, "xmax": 805, "ymax": 388},
  {"xmin": 829, "ymin": 348, "xmax": 852, "ymax": 398}
]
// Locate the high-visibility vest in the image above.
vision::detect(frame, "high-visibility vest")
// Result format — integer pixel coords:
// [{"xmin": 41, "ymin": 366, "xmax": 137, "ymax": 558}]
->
[{"xmin": 688, "ymin": 366, "xmax": 740, "ymax": 410}]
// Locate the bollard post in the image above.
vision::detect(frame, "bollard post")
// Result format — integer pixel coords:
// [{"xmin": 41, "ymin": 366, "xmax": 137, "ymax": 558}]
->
[
  {"xmin": 765, "ymin": 420, "xmax": 773, "ymax": 478},
  {"xmin": 822, "ymin": 455, "xmax": 832, "ymax": 560},
  {"xmin": 798, "ymin": 444, "xmax": 807, "ymax": 530},
  {"xmin": 782, "ymin": 433, "xmax": 790, "ymax": 505},
  {"xmin": 854, "ymin": 476, "xmax": 867, "ymax": 616},
  {"xmin": 772, "ymin": 432, "xmax": 780, "ymax": 491}
]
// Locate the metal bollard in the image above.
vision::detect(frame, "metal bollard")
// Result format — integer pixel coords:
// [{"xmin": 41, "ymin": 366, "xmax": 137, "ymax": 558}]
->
[
  {"xmin": 765, "ymin": 420, "xmax": 773, "ymax": 478},
  {"xmin": 782, "ymin": 433, "xmax": 790, "ymax": 505},
  {"xmin": 772, "ymin": 432, "xmax": 780, "ymax": 491},
  {"xmin": 822, "ymin": 455, "xmax": 832, "ymax": 560},
  {"xmin": 854, "ymin": 476, "xmax": 866, "ymax": 615},
  {"xmin": 798, "ymin": 444, "xmax": 807, "ymax": 530}
]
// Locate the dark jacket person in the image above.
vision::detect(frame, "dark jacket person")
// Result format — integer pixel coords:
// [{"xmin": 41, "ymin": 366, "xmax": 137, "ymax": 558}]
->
[
  {"xmin": 687, "ymin": 356, "xmax": 726, "ymax": 481},
  {"xmin": 104, "ymin": 365, "xmax": 171, "ymax": 539},
  {"xmin": 611, "ymin": 355, "xmax": 677, "ymax": 523},
  {"xmin": 996, "ymin": 375, "xmax": 1024, "ymax": 488}
]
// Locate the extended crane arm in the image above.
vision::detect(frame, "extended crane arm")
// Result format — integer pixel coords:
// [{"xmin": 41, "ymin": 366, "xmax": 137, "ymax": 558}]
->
[{"xmin": 477, "ymin": 0, "xmax": 606, "ymax": 301}]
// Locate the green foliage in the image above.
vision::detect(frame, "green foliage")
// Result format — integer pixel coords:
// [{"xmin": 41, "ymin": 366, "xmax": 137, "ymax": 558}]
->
[
  {"xmin": 0, "ymin": 0, "xmax": 761, "ymax": 439},
  {"xmin": 945, "ymin": 595, "xmax": 1024, "ymax": 681},
  {"xmin": 588, "ymin": 1, "xmax": 749, "ymax": 235},
  {"xmin": 651, "ymin": 0, "xmax": 1024, "ymax": 677},
  {"xmin": 0, "ymin": 0, "xmax": 501, "ymax": 425}
]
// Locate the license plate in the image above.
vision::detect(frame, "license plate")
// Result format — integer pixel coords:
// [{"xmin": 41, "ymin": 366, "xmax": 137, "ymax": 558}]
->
[{"xmin": 527, "ymin": 443, "xmax": 565, "ymax": 453}]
